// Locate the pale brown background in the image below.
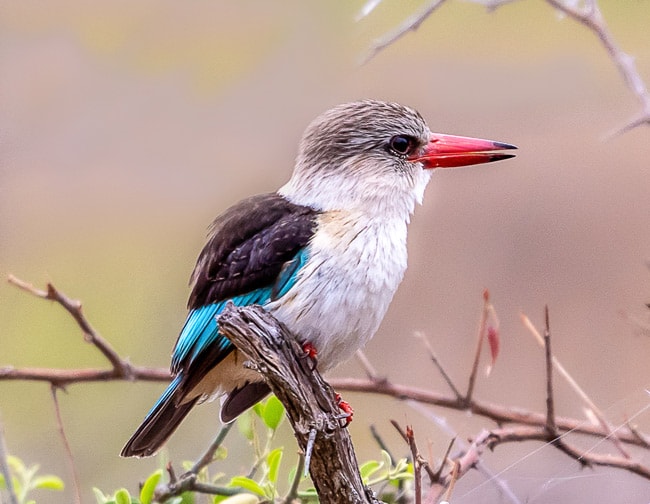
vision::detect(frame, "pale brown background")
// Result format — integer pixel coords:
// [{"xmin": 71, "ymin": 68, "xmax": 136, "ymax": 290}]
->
[{"xmin": 1, "ymin": 1, "xmax": 649, "ymax": 502}]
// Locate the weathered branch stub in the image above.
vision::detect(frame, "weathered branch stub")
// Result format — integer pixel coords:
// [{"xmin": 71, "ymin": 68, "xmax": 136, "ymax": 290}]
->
[{"xmin": 218, "ymin": 303, "xmax": 381, "ymax": 504}]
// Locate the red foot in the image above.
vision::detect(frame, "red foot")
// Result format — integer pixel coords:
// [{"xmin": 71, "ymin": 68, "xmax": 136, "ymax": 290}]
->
[
  {"xmin": 302, "ymin": 342, "xmax": 318, "ymax": 360},
  {"xmin": 335, "ymin": 393, "xmax": 354, "ymax": 426}
]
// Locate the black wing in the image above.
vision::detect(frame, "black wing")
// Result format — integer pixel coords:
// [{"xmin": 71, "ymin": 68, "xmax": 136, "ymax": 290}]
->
[{"xmin": 188, "ymin": 192, "xmax": 318, "ymax": 309}]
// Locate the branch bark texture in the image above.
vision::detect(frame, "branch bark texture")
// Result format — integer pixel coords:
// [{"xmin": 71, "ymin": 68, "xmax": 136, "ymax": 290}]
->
[{"xmin": 217, "ymin": 303, "xmax": 381, "ymax": 504}]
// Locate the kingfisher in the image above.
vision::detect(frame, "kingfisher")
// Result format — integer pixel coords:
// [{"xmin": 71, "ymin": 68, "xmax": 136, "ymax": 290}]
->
[{"xmin": 121, "ymin": 100, "xmax": 516, "ymax": 457}]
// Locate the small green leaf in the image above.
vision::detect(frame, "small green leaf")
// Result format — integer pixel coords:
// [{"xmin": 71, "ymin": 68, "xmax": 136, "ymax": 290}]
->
[
  {"xmin": 359, "ymin": 460, "xmax": 382, "ymax": 481},
  {"xmin": 266, "ymin": 447, "xmax": 283, "ymax": 485},
  {"xmin": 380, "ymin": 450, "xmax": 393, "ymax": 469},
  {"xmin": 178, "ymin": 491, "xmax": 195, "ymax": 504},
  {"xmin": 139, "ymin": 469, "xmax": 162, "ymax": 504},
  {"xmin": 32, "ymin": 475, "xmax": 65, "ymax": 491},
  {"xmin": 252, "ymin": 402, "xmax": 264, "ymax": 418},
  {"xmin": 7, "ymin": 455, "xmax": 25, "ymax": 474},
  {"xmin": 114, "ymin": 487, "xmax": 132, "ymax": 504},
  {"xmin": 260, "ymin": 396, "xmax": 284, "ymax": 431},
  {"xmin": 93, "ymin": 487, "xmax": 110, "ymax": 503},
  {"xmin": 229, "ymin": 476, "xmax": 266, "ymax": 497},
  {"xmin": 237, "ymin": 410, "xmax": 255, "ymax": 441}
]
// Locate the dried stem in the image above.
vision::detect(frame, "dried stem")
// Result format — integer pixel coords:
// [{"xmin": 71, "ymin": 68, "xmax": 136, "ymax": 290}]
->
[{"xmin": 50, "ymin": 387, "xmax": 81, "ymax": 504}]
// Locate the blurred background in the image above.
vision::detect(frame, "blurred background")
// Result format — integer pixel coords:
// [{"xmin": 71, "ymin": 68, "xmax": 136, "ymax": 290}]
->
[{"xmin": 1, "ymin": 1, "xmax": 649, "ymax": 502}]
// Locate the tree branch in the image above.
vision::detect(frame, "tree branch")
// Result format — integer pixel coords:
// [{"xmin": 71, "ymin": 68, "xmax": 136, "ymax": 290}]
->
[
  {"xmin": 5, "ymin": 275, "xmax": 650, "ymax": 501},
  {"xmin": 217, "ymin": 303, "xmax": 382, "ymax": 504},
  {"xmin": 7, "ymin": 274, "xmax": 134, "ymax": 381},
  {"xmin": 360, "ymin": 0, "xmax": 650, "ymax": 133}
]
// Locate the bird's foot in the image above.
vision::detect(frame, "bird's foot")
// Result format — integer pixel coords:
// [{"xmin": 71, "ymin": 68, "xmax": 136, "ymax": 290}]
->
[
  {"xmin": 301, "ymin": 342, "xmax": 318, "ymax": 370},
  {"xmin": 302, "ymin": 342, "xmax": 318, "ymax": 360},
  {"xmin": 335, "ymin": 393, "xmax": 354, "ymax": 427}
]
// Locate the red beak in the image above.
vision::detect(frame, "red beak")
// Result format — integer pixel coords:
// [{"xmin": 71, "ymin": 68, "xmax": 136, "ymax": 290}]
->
[{"xmin": 409, "ymin": 133, "xmax": 517, "ymax": 169}]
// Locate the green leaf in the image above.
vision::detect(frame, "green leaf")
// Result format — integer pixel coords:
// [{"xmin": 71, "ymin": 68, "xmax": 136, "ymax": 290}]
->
[
  {"xmin": 380, "ymin": 450, "xmax": 393, "ymax": 469},
  {"xmin": 139, "ymin": 469, "xmax": 162, "ymax": 504},
  {"xmin": 236, "ymin": 410, "xmax": 255, "ymax": 441},
  {"xmin": 0, "ymin": 473, "xmax": 5, "ymax": 489},
  {"xmin": 266, "ymin": 447, "xmax": 283, "ymax": 485},
  {"xmin": 252, "ymin": 402, "xmax": 264, "ymax": 418},
  {"xmin": 229, "ymin": 476, "xmax": 266, "ymax": 497},
  {"xmin": 260, "ymin": 396, "xmax": 284, "ymax": 431},
  {"xmin": 359, "ymin": 460, "xmax": 382, "ymax": 481},
  {"xmin": 178, "ymin": 491, "xmax": 195, "ymax": 504},
  {"xmin": 114, "ymin": 487, "xmax": 132, "ymax": 504},
  {"xmin": 93, "ymin": 487, "xmax": 110, "ymax": 503},
  {"xmin": 32, "ymin": 475, "xmax": 65, "ymax": 491},
  {"xmin": 7, "ymin": 455, "xmax": 25, "ymax": 474}
]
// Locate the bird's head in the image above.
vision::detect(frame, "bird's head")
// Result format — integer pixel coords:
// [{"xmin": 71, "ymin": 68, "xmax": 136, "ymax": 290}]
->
[{"xmin": 280, "ymin": 100, "xmax": 516, "ymax": 217}]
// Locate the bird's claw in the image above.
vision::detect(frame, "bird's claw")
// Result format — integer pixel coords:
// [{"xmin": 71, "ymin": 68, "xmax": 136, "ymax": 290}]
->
[
  {"xmin": 302, "ymin": 342, "xmax": 318, "ymax": 370},
  {"xmin": 335, "ymin": 393, "xmax": 354, "ymax": 427}
]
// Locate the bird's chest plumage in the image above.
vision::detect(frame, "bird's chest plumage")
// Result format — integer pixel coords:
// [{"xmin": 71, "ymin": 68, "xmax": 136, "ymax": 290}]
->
[{"xmin": 267, "ymin": 210, "xmax": 408, "ymax": 369}]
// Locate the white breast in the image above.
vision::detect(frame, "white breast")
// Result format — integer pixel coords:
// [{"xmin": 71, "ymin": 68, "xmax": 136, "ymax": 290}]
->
[{"xmin": 267, "ymin": 210, "xmax": 409, "ymax": 370}]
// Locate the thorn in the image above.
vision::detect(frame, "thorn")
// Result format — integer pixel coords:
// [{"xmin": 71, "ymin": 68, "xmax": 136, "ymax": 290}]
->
[{"xmin": 304, "ymin": 427, "xmax": 317, "ymax": 476}]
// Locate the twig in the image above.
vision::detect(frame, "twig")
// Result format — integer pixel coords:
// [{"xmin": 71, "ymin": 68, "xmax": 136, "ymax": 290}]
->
[
  {"xmin": 361, "ymin": 0, "xmax": 449, "ymax": 64},
  {"xmin": 155, "ymin": 475, "xmax": 237, "ymax": 503},
  {"xmin": 355, "ymin": 350, "xmax": 384, "ymax": 382},
  {"xmin": 0, "ymin": 365, "xmax": 170, "ymax": 387},
  {"xmin": 369, "ymin": 424, "xmax": 396, "ymax": 464},
  {"xmin": 442, "ymin": 460, "xmax": 460, "ymax": 503},
  {"xmin": 50, "ymin": 387, "xmax": 81, "ymax": 504},
  {"xmin": 7, "ymin": 275, "xmax": 134, "ymax": 380},
  {"xmin": 543, "ymin": 306, "xmax": 557, "ymax": 434},
  {"xmin": 414, "ymin": 331, "xmax": 462, "ymax": 400},
  {"xmin": 543, "ymin": 0, "xmax": 650, "ymax": 135},
  {"xmin": 329, "ymin": 377, "xmax": 650, "ymax": 450},
  {"xmin": 189, "ymin": 423, "xmax": 234, "ymax": 474},
  {"xmin": 520, "ymin": 312, "xmax": 630, "ymax": 458},
  {"xmin": 409, "ymin": 401, "xmax": 521, "ymax": 504},
  {"xmin": 156, "ymin": 458, "xmax": 239, "ymax": 502},
  {"xmin": 361, "ymin": 0, "xmax": 650, "ymax": 133},
  {"xmin": 0, "ymin": 419, "xmax": 18, "ymax": 504},
  {"xmin": 425, "ymin": 430, "xmax": 488, "ymax": 503},
  {"xmin": 483, "ymin": 425, "xmax": 650, "ymax": 479},
  {"xmin": 433, "ymin": 437, "xmax": 455, "ymax": 482},
  {"xmin": 284, "ymin": 453, "xmax": 305, "ymax": 504},
  {"xmin": 465, "ymin": 289, "xmax": 491, "ymax": 403}
]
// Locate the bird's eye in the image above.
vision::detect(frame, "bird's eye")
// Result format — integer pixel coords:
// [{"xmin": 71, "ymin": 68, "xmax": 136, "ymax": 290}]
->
[{"xmin": 388, "ymin": 135, "xmax": 413, "ymax": 155}]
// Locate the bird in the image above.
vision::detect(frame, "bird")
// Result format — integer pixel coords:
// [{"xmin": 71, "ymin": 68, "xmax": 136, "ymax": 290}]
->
[{"xmin": 121, "ymin": 100, "xmax": 516, "ymax": 457}]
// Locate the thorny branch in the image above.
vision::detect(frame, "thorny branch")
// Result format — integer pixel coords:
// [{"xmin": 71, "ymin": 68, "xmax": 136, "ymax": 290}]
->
[
  {"xmin": 3, "ymin": 275, "xmax": 650, "ymax": 502},
  {"xmin": 359, "ymin": 0, "xmax": 650, "ymax": 134}
]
